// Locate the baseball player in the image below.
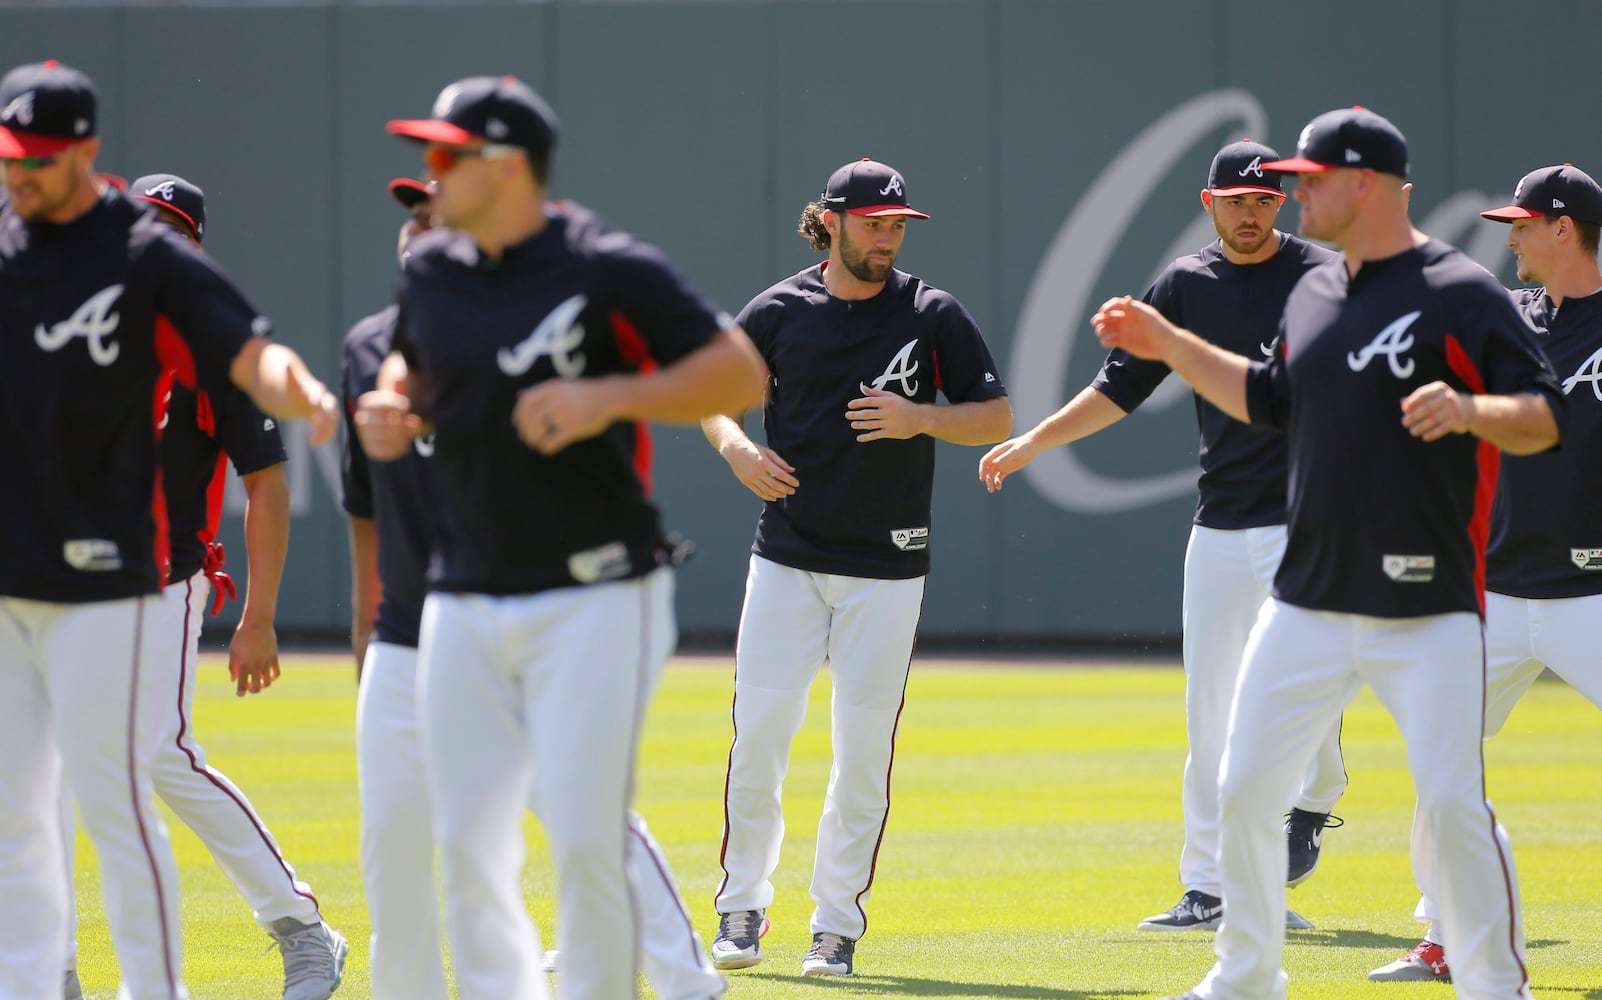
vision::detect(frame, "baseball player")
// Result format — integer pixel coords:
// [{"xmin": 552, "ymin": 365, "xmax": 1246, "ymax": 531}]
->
[
  {"xmin": 0, "ymin": 59, "xmax": 338, "ymax": 1000},
  {"xmin": 1368, "ymin": 163, "xmax": 1602, "ymax": 984},
  {"xmin": 344, "ymin": 175, "xmax": 731, "ymax": 1000},
  {"xmin": 704, "ymin": 158, "xmax": 1012, "ymax": 977},
  {"xmin": 1094, "ymin": 106, "xmax": 1560, "ymax": 1000},
  {"xmin": 354, "ymin": 75, "xmax": 766, "ymax": 1000},
  {"xmin": 979, "ymin": 139, "xmax": 1347, "ymax": 933}
]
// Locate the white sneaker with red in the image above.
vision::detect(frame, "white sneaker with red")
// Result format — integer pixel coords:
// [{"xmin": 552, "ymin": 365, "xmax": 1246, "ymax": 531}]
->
[{"xmin": 1369, "ymin": 939, "xmax": 1451, "ymax": 982}]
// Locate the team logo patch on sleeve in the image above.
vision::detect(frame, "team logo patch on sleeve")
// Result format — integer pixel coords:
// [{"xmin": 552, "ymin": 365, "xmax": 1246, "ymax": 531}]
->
[
  {"xmin": 890, "ymin": 527, "xmax": 929, "ymax": 551},
  {"xmin": 1382, "ymin": 554, "xmax": 1434, "ymax": 582},
  {"xmin": 1571, "ymin": 548, "xmax": 1602, "ymax": 571}
]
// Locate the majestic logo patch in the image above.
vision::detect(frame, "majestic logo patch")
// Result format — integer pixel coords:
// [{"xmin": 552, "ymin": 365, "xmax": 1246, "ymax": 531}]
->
[
  {"xmin": 1571, "ymin": 548, "xmax": 1602, "ymax": 571},
  {"xmin": 2, "ymin": 90, "xmax": 34, "ymax": 126},
  {"xmin": 567, "ymin": 540, "xmax": 630, "ymax": 583},
  {"xmin": 1563, "ymin": 346, "xmax": 1602, "ymax": 400},
  {"xmin": 871, "ymin": 339, "xmax": 920, "ymax": 396},
  {"xmin": 879, "ymin": 173, "xmax": 905, "ymax": 197},
  {"xmin": 1382, "ymin": 554, "xmax": 1435, "ymax": 582},
  {"xmin": 35, "ymin": 284, "xmax": 125, "ymax": 366},
  {"xmin": 1347, "ymin": 311, "xmax": 1421, "ymax": 379},
  {"xmin": 890, "ymin": 526, "xmax": 930, "ymax": 551},
  {"xmin": 497, "ymin": 295, "xmax": 588, "ymax": 378},
  {"xmin": 145, "ymin": 180, "xmax": 176, "ymax": 201},
  {"xmin": 1238, "ymin": 156, "xmax": 1264, "ymax": 178},
  {"xmin": 64, "ymin": 539, "xmax": 121, "ymax": 572}
]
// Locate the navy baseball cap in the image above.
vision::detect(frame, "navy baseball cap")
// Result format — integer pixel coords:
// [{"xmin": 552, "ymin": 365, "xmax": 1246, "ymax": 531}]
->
[
  {"xmin": 388, "ymin": 176, "xmax": 433, "ymax": 209},
  {"xmin": 1264, "ymin": 106, "xmax": 1409, "ymax": 179},
  {"xmin": 1208, "ymin": 139, "xmax": 1285, "ymax": 198},
  {"xmin": 821, "ymin": 158, "xmax": 930, "ymax": 219},
  {"xmin": 0, "ymin": 59, "xmax": 96, "ymax": 157},
  {"xmin": 130, "ymin": 173, "xmax": 206, "ymax": 241},
  {"xmin": 387, "ymin": 75, "xmax": 559, "ymax": 163},
  {"xmin": 1481, "ymin": 163, "xmax": 1602, "ymax": 227}
]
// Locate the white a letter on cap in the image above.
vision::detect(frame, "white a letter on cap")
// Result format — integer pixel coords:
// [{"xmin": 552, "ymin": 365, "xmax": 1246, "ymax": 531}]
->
[
  {"xmin": 879, "ymin": 173, "xmax": 905, "ymax": 196},
  {"xmin": 1239, "ymin": 156, "xmax": 1264, "ymax": 178}
]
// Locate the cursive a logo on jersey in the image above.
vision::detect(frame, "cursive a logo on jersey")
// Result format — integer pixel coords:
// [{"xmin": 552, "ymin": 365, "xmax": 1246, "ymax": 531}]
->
[
  {"xmin": 890, "ymin": 526, "xmax": 930, "ymax": 551},
  {"xmin": 35, "ymin": 284, "xmax": 126, "ymax": 366},
  {"xmin": 1347, "ymin": 311, "xmax": 1421, "ymax": 379},
  {"xmin": 497, "ymin": 294, "xmax": 588, "ymax": 378},
  {"xmin": 1382, "ymin": 553, "xmax": 1435, "ymax": 582},
  {"xmin": 1562, "ymin": 344, "xmax": 1602, "ymax": 400},
  {"xmin": 871, "ymin": 339, "xmax": 920, "ymax": 395}
]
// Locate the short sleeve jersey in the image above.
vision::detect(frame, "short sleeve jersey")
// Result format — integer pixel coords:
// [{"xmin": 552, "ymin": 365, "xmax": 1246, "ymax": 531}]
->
[
  {"xmin": 738, "ymin": 263, "xmax": 1007, "ymax": 579},
  {"xmin": 342, "ymin": 303, "xmax": 439, "ymax": 646},
  {"xmin": 392, "ymin": 201, "xmax": 730, "ymax": 596},
  {"xmin": 1485, "ymin": 287, "xmax": 1602, "ymax": 598},
  {"xmin": 1092, "ymin": 234, "xmax": 1337, "ymax": 528},
  {"xmin": 0, "ymin": 189, "xmax": 266, "ymax": 602},
  {"xmin": 162, "ymin": 382, "xmax": 286, "ymax": 584},
  {"xmin": 1243, "ymin": 239, "xmax": 1565, "ymax": 618}
]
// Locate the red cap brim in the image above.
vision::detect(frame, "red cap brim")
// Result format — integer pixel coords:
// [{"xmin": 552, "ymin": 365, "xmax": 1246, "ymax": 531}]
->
[
  {"xmin": 386, "ymin": 119, "xmax": 477, "ymax": 145},
  {"xmin": 388, "ymin": 177, "xmax": 431, "ymax": 209},
  {"xmin": 1479, "ymin": 205, "xmax": 1544, "ymax": 222},
  {"xmin": 0, "ymin": 128, "xmax": 83, "ymax": 157},
  {"xmin": 845, "ymin": 205, "xmax": 932, "ymax": 220},
  {"xmin": 1208, "ymin": 185, "xmax": 1288, "ymax": 198},
  {"xmin": 1261, "ymin": 157, "xmax": 1334, "ymax": 173}
]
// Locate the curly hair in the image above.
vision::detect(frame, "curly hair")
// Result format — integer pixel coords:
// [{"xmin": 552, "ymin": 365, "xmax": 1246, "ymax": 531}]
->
[{"xmin": 798, "ymin": 200, "xmax": 831, "ymax": 251}]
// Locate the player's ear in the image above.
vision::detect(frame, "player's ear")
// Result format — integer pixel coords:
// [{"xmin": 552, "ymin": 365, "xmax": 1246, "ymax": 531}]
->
[
  {"xmin": 1199, "ymin": 190, "xmax": 1214, "ymax": 212},
  {"xmin": 823, "ymin": 209, "xmax": 840, "ymax": 239}
]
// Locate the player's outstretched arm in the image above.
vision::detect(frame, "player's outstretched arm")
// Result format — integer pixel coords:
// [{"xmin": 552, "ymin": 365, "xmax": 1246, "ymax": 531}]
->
[
  {"xmin": 1093, "ymin": 296, "xmax": 1251, "ymax": 423},
  {"xmin": 979, "ymin": 386, "xmax": 1128, "ymax": 492},
  {"xmin": 1400, "ymin": 383, "xmax": 1560, "ymax": 454},
  {"xmin": 230, "ymin": 463, "xmax": 289, "ymax": 697},
  {"xmin": 229, "ymin": 339, "xmax": 340, "ymax": 446},
  {"xmin": 513, "ymin": 327, "xmax": 766, "ymax": 455}
]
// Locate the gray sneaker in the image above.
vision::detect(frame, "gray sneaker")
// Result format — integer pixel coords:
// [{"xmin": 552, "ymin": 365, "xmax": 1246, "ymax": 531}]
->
[
  {"xmin": 711, "ymin": 909, "xmax": 769, "ymax": 970},
  {"xmin": 268, "ymin": 918, "xmax": 350, "ymax": 1000},
  {"xmin": 801, "ymin": 932, "xmax": 855, "ymax": 977},
  {"xmin": 1138, "ymin": 890, "xmax": 1222, "ymax": 931},
  {"xmin": 62, "ymin": 968, "xmax": 84, "ymax": 1000}
]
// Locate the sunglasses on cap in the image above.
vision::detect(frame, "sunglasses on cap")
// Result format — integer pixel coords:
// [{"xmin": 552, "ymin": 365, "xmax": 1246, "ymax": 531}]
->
[
  {"xmin": 422, "ymin": 142, "xmax": 520, "ymax": 176},
  {"xmin": 1, "ymin": 152, "xmax": 61, "ymax": 170}
]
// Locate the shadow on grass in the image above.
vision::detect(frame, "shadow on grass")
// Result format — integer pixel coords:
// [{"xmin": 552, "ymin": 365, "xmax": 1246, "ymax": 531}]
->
[
  {"xmin": 740, "ymin": 972, "xmax": 1146, "ymax": 998},
  {"xmin": 1286, "ymin": 929, "xmax": 1566, "ymax": 952}
]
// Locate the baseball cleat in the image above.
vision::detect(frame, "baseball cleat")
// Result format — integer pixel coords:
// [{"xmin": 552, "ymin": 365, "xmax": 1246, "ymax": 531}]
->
[
  {"xmin": 1139, "ymin": 890, "xmax": 1222, "ymax": 931},
  {"xmin": 711, "ymin": 908, "xmax": 769, "ymax": 970},
  {"xmin": 1286, "ymin": 808, "xmax": 1343, "ymax": 887},
  {"xmin": 268, "ymin": 917, "xmax": 350, "ymax": 1000},
  {"xmin": 801, "ymin": 932, "xmax": 855, "ymax": 977},
  {"xmin": 62, "ymin": 968, "xmax": 84, "ymax": 1000},
  {"xmin": 1285, "ymin": 909, "xmax": 1315, "ymax": 930},
  {"xmin": 1369, "ymin": 939, "xmax": 1451, "ymax": 982}
]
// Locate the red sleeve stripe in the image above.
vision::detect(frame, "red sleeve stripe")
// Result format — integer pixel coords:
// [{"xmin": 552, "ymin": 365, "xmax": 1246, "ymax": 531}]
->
[
  {"xmin": 609, "ymin": 311, "xmax": 658, "ymax": 496},
  {"xmin": 1445, "ymin": 333, "xmax": 1496, "ymax": 614},
  {"xmin": 154, "ymin": 315, "xmax": 198, "ymax": 389}
]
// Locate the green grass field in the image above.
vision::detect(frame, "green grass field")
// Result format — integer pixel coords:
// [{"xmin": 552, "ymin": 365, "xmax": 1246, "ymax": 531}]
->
[{"xmin": 71, "ymin": 654, "xmax": 1601, "ymax": 999}]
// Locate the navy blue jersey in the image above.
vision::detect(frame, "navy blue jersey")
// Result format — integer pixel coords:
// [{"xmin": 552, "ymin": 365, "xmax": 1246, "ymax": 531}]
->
[
  {"xmin": 162, "ymin": 382, "xmax": 286, "ymax": 584},
  {"xmin": 1485, "ymin": 287, "xmax": 1602, "ymax": 599},
  {"xmin": 739, "ymin": 263, "xmax": 1007, "ymax": 579},
  {"xmin": 342, "ymin": 303, "xmax": 438, "ymax": 646},
  {"xmin": 0, "ymin": 189, "xmax": 266, "ymax": 602},
  {"xmin": 392, "ymin": 201, "xmax": 729, "ymax": 596},
  {"xmin": 1092, "ymin": 234, "xmax": 1337, "ymax": 529},
  {"xmin": 1244, "ymin": 239, "xmax": 1565, "ymax": 618}
]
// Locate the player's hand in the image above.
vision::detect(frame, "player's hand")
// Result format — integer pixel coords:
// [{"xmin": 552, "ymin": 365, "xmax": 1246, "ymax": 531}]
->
[
  {"xmin": 846, "ymin": 384, "xmax": 927, "ymax": 442},
  {"xmin": 1092, "ymin": 296, "xmax": 1175, "ymax": 360},
  {"xmin": 978, "ymin": 435, "xmax": 1040, "ymax": 492},
  {"xmin": 356, "ymin": 389, "xmax": 425, "ymax": 461},
  {"xmin": 513, "ymin": 378, "xmax": 620, "ymax": 455},
  {"xmin": 1400, "ymin": 380, "xmax": 1476, "ymax": 441},
  {"xmin": 229, "ymin": 618, "xmax": 281, "ymax": 697},
  {"xmin": 306, "ymin": 385, "xmax": 340, "ymax": 448},
  {"xmin": 721, "ymin": 439, "xmax": 799, "ymax": 501}
]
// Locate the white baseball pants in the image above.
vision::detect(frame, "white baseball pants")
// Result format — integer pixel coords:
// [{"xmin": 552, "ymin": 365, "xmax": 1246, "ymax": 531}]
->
[
  {"xmin": 1196, "ymin": 600, "xmax": 1528, "ymax": 1000},
  {"xmin": 0, "ymin": 595, "xmax": 187, "ymax": 1000},
  {"xmin": 1412, "ymin": 590, "xmax": 1602, "ymax": 937},
  {"xmin": 361, "ymin": 637, "xmax": 721, "ymax": 1000},
  {"xmin": 1179, "ymin": 525, "xmax": 1347, "ymax": 894},
  {"xmin": 716, "ymin": 555, "xmax": 925, "ymax": 941},
  {"xmin": 419, "ymin": 570, "xmax": 719, "ymax": 1000}
]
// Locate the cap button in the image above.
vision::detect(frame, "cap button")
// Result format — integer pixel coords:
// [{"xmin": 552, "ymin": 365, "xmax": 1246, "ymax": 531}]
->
[
  {"xmin": 861, "ymin": 156, "xmax": 871, "ymax": 162},
  {"xmin": 44, "ymin": 58, "xmax": 59, "ymax": 69}
]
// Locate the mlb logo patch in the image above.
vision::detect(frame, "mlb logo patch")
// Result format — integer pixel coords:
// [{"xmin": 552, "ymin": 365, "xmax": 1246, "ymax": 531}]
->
[
  {"xmin": 1571, "ymin": 548, "xmax": 1602, "ymax": 571},
  {"xmin": 1382, "ymin": 554, "xmax": 1435, "ymax": 582},
  {"xmin": 890, "ymin": 527, "xmax": 930, "ymax": 551}
]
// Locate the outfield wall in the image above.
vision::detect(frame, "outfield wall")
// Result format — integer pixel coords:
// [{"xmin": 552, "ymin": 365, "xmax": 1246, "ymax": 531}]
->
[{"xmin": 3, "ymin": 1, "xmax": 1597, "ymax": 644}]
